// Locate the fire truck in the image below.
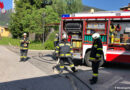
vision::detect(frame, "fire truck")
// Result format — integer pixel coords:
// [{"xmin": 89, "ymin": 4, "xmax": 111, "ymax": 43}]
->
[{"xmin": 59, "ymin": 11, "xmax": 130, "ymax": 66}]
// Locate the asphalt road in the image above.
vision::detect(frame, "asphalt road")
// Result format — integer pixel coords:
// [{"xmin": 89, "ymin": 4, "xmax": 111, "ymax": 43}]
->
[{"xmin": 0, "ymin": 45, "xmax": 130, "ymax": 90}]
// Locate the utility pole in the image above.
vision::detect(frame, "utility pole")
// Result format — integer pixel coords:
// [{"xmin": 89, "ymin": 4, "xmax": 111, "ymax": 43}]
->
[
  {"xmin": 42, "ymin": 12, "xmax": 46, "ymax": 44},
  {"xmin": 42, "ymin": 0, "xmax": 52, "ymax": 44}
]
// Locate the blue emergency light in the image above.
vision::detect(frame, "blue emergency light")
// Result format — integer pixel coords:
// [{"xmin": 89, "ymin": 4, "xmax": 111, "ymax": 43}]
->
[{"xmin": 62, "ymin": 14, "xmax": 70, "ymax": 18}]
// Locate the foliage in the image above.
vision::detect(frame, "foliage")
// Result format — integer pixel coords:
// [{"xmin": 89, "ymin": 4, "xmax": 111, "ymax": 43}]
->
[
  {"xmin": 43, "ymin": 40, "xmax": 54, "ymax": 50},
  {"xmin": 0, "ymin": 30, "xmax": 57, "ymax": 50},
  {"xmin": 8, "ymin": 0, "xmax": 83, "ymax": 49},
  {"xmin": 9, "ymin": 0, "xmax": 59, "ymax": 38},
  {"xmin": 52, "ymin": 0, "xmax": 83, "ymax": 16},
  {"xmin": 29, "ymin": 41, "xmax": 44, "ymax": 50},
  {"xmin": 43, "ymin": 31, "xmax": 58, "ymax": 50},
  {"xmin": 1, "ymin": 2, "xmax": 104, "ymax": 27},
  {"xmin": 44, "ymin": 6, "xmax": 60, "ymax": 25}
]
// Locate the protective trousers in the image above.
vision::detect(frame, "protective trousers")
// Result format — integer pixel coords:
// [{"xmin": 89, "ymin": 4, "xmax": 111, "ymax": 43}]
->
[
  {"xmin": 20, "ymin": 49, "xmax": 28, "ymax": 61},
  {"xmin": 92, "ymin": 61, "xmax": 100, "ymax": 77},
  {"xmin": 59, "ymin": 57, "xmax": 75, "ymax": 71}
]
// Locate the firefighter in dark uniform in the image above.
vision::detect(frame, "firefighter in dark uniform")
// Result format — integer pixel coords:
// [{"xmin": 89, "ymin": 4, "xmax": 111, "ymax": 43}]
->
[
  {"xmin": 54, "ymin": 33, "xmax": 59, "ymax": 60},
  {"xmin": 55, "ymin": 34, "xmax": 77, "ymax": 73},
  {"xmin": 20, "ymin": 33, "xmax": 30, "ymax": 61},
  {"xmin": 89, "ymin": 33, "xmax": 103, "ymax": 84},
  {"xmin": 54, "ymin": 33, "xmax": 59, "ymax": 47}
]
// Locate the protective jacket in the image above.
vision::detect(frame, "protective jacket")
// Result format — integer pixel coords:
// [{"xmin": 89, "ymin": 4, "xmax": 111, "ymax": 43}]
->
[
  {"xmin": 55, "ymin": 40, "xmax": 73, "ymax": 58},
  {"xmin": 20, "ymin": 37, "xmax": 30, "ymax": 50},
  {"xmin": 54, "ymin": 36, "xmax": 59, "ymax": 47},
  {"xmin": 90, "ymin": 38, "xmax": 103, "ymax": 61},
  {"xmin": 110, "ymin": 25, "xmax": 116, "ymax": 33}
]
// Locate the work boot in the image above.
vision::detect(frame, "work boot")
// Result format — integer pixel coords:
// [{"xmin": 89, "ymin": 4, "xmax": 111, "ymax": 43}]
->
[
  {"xmin": 89, "ymin": 77, "xmax": 94, "ymax": 82},
  {"xmin": 53, "ymin": 65, "xmax": 64, "ymax": 74},
  {"xmin": 90, "ymin": 77, "xmax": 98, "ymax": 85},
  {"xmin": 24, "ymin": 58, "xmax": 27, "ymax": 61},
  {"xmin": 20, "ymin": 58, "xmax": 24, "ymax": 62},
  {"xmin": 71, "ymin": 67, "xmax": 78, "ymax": 73}
]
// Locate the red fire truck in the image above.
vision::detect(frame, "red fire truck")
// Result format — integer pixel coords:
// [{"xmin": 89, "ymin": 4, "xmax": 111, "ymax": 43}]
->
[{"xmin": 60, "ymin": 11, "xmax": 130, "ymax": 66}]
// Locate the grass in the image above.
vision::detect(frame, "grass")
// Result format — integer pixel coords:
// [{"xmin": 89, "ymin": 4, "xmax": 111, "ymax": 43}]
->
[
  {"xmin": 29, "ymin": 41, "xmax": 44, "ymax": 50},
  {"xmin": 42, "ymin": 31, "xmax": 58, "ymax": 50},
  {"xmin": 0, "ymin": 37, "xmax": 44, "ymax": 50},
  {"xmin": 0, "ymin": 37, "xmax": 20, "ymax": 45},
  {"xmin": 0, "ymin": 30, "xmax": 58, "ymax": 50}
]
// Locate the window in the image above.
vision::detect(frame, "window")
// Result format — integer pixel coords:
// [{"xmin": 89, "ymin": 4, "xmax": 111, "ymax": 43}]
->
[{"xmin": 1, "ymin": 29, "xmax": 3, "ymax": 33}]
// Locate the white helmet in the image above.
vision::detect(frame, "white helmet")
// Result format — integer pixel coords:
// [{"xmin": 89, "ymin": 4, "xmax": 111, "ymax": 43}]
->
[
  {"xmin": 23, "ymin": 33, "xmax": 27, "ymax": 36},
  {"xmin": 92, "ymin": 33, "xmax": 100, "ymax": 39},
  {"xmin": 62, "ymin": 34, "xmax": 68, "ymax": 39},
  {"xmin": 56, "ymin": 33, "xmax": 58, "ymax": 36}
]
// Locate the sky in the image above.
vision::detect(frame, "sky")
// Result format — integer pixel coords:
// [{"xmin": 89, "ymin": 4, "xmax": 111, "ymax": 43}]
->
[
  {"xmin": 0, "ymin": 0, "xmax": 130, "ymax": 11},
  {"xmin": 82, "ymin": 0, "xmax": 130, "ymax": 11},
  {"xmin": 0, "ymin": 0, "xmax": 12, "ymax": 10}
]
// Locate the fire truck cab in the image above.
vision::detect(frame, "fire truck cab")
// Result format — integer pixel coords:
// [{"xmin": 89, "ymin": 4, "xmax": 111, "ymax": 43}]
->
[{"xmin": 60, "ymin": 11, "xmax": 130, "ymax": 66}]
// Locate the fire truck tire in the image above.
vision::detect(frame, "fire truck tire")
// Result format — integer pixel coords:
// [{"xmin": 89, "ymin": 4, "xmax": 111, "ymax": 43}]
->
[{"xmin": 84, "ymin": 51, "xmax": 104, "ymax": 67}]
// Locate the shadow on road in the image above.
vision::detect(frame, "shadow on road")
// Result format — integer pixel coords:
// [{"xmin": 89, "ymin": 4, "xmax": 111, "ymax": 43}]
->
[
  {"xmin": 31, "ymin": 55, "xmax": 56, "ymax": 64},
  {"xmin": 103, "ymin": 62, "xmax": 130, "ymax": 70},
  {"xmin": 0, "ymin": 73, "xmax": 75, "ymax": 90},
  {"xmin": 0, "ymin": 68, "xmax": 122, "ymax": 90}
]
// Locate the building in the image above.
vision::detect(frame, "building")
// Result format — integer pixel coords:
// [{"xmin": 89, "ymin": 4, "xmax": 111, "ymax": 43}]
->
[
  {"xmin": 0, "ymin": 25, "xmax": 11, "ymax": 37},
  {"xmin": 120, "ymin": 3, "xmax": 130, "ymax": 11},
  {"xmin": 12, "ymin": 0, "xmax": 15, "ymax": 12}
]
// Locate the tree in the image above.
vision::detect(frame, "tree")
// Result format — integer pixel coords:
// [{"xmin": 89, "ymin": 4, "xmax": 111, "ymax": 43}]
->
[
  {"xmin": 9, "ymin": 0, "xmax": 82, "ymax": 38},
  {"xmin": 52, "ymin": 0, "xmax": 83, "ymax": 16},
  {"xmin": 44, "ymin": 6, "xmax": 59, "ymax": 25},
  {"xmin": 9, "ymin": 0, "xmax": 59, "ymax": 38}
]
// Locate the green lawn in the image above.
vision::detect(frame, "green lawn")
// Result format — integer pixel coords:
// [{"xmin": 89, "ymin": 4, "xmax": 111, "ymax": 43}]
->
[
  {"xmin": 0, "ymin": 31, "xmax": 58, "ymax": 50},
  {"xmin": 0, "ymin": 37, "xmax": 44, "ymax": 50},
  {"xmin": 0, "ymin": 37, "xmax": 20, "ymax": 46}
]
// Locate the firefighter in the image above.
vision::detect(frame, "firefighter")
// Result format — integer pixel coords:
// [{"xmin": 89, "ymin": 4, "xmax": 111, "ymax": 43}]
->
[
  {"xmin": 54, "ymin": 33, "xmax": 59, "ymax": 47},
  {"xmin": 89, "ymin": 33, "xmax": 103, "ymax": 85},
  {"xmin": 55, "ymin": 34, "xmax": 77, "ymax": 73},
  {"xmin": 20, "ymin": 33, "xmax": 30, "ymax": 61},
  {"xmin": 53, "ymin": 33, "xmax": 59, "ymax": 60}
]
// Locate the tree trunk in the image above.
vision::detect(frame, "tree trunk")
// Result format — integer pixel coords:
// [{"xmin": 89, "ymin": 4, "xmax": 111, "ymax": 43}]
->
[{"xmin": 29, "ymin": 33, "xmax": 35, "ymax": 41}]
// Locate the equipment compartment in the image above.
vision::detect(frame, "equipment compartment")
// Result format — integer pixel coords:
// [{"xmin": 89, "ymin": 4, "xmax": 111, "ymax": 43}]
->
[
  {"xmin": 63, "ymin": 20, "xmax": 83, "ymax": 58},
  {"xmin": 108, "ymin": 20, "xmax": 130, "ymax": 51},
  {"xmin": 64, "ymin": 21, "xmax": 83, "ymax": 32}
]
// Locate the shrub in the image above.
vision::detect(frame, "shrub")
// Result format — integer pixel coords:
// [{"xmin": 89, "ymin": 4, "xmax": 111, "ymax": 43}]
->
[{"xmin": 44, "ymin": 40, "xmax": 54, "ymax": 50}]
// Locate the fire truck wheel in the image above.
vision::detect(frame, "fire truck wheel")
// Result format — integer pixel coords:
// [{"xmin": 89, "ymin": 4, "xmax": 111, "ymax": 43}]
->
[{"xmin": 84, "ymin": 51, "xmax": 104, "ymax": 67}]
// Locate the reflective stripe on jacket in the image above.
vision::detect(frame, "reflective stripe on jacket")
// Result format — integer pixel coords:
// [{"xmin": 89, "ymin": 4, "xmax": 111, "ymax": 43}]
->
[
  {"xmin": 20, "ymin": 37, "xmax": 30, "ymax": 50},
  {"xmin": 90, "ymin": 38, "xmax": 103, "ymax": 61},
  {"xmin": 55, "ymin": 41, "xmax": 73, "ymax": 58},
  {"xmin": 54, "ymin": 36, "xmax": 59, "ymax": 47}
]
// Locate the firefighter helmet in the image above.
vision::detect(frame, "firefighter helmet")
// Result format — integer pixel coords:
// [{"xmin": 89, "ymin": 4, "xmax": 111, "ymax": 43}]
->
[
  {"xmin": 56, "ymin": 33, "xmax": 58, "ymax": 36},
  {"xmin": 92, "ymin": 33, "xmax": 100, "ymax": 39},
  {"xmin": 23, "ymin": 33, "xmax": 27, "ymax": 36},
  {"xmin": 62, "ymin": 34, "xmax": 68, "ymax": 39}
]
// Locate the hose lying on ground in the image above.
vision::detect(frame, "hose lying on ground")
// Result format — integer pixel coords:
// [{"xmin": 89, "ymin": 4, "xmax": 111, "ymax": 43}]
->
[{"xmin": 32, "ymin": 53, "xmax": 92, "ymax": 90}]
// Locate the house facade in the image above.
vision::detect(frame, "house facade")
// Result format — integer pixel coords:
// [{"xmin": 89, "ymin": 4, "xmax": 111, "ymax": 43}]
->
[{"xmin": 0, "ymin": 25, "xmax": 11, "ymax": 37}]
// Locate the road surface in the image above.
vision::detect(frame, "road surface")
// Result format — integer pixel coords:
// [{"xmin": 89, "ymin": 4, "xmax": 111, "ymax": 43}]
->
[{"xmin": 0, "ymin": 45, "xmax": 130, "ymax": 90}]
